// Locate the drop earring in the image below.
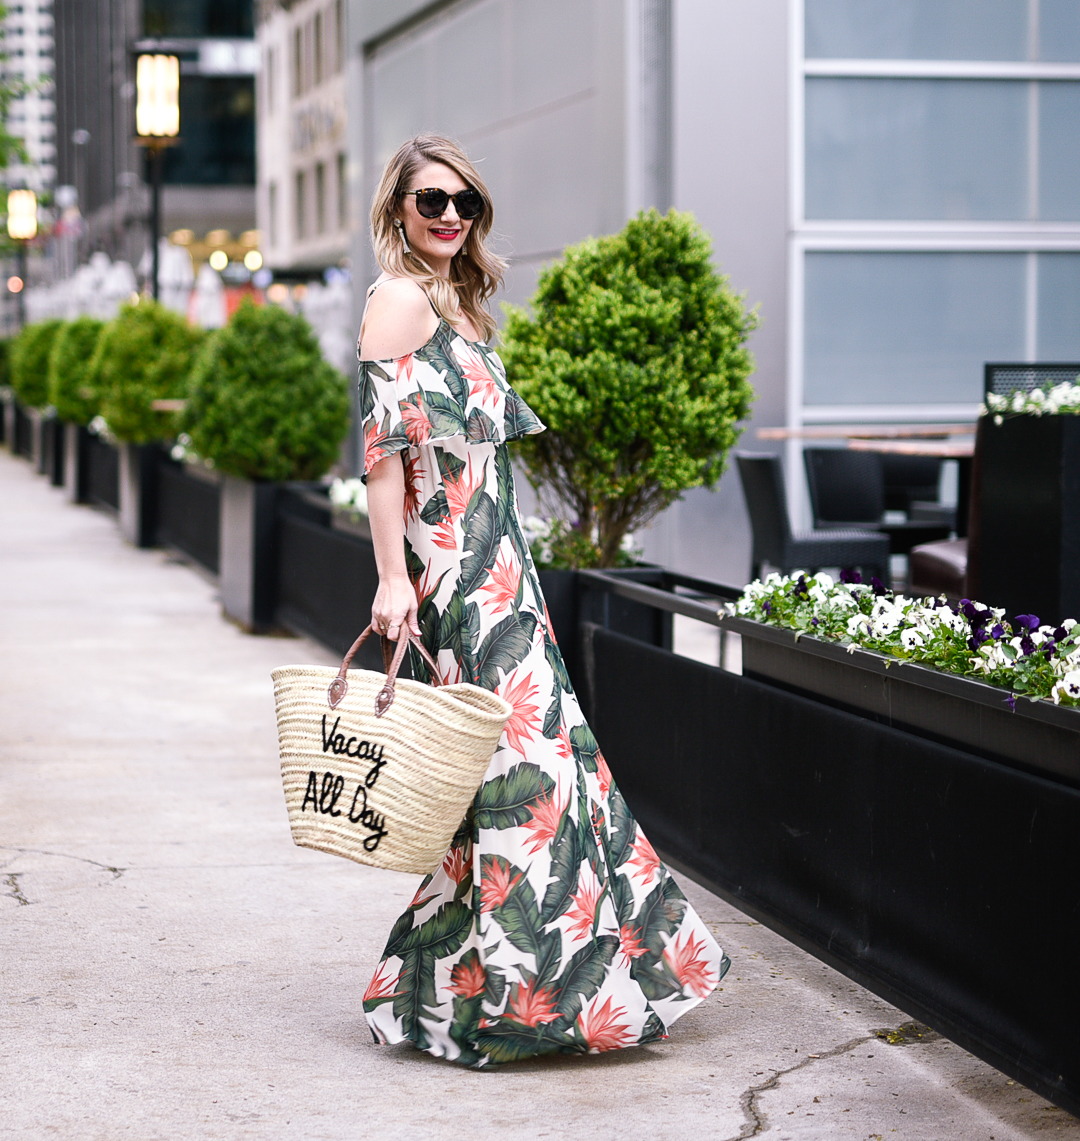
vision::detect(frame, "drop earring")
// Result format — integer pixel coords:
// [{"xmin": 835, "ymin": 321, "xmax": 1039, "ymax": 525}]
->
[{"xmin": 395, "ymin": 219, "xmax": 411, "ymax": 254}]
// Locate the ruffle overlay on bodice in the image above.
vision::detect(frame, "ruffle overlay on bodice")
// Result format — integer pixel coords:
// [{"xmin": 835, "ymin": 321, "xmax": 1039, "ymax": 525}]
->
[{"xmin": 359, "ymin": 318, "xmax": 544, "ymax": 480}]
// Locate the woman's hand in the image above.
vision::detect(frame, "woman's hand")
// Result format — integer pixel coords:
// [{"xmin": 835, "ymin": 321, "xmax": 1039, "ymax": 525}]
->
[{"xmin": 372, "ymin": 573, "xmax": 420, "ymax": 642}]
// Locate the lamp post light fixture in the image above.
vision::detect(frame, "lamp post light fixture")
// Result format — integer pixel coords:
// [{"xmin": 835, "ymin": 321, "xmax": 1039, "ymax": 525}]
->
[
  {"xmin": 135, "ymin": 53, "xmax": 180, "ymax": 302},
  {"xmin": 7, "ymin": 188, "xmax": 37, "ymax": 328}
]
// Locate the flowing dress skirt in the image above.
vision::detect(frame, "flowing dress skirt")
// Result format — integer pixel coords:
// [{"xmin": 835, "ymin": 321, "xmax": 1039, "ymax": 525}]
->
[{"xmin": 362, "ymin": 436, "xmax": 729, "ymax": 1065}]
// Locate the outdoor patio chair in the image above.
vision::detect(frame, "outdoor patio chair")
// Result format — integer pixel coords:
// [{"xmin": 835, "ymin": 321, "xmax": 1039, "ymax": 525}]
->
[
  {"xmin": 736, "ymin": 453, "xmax": 890, "ymax": 582},
  {"xmin": 881, "ymin": 453, "xmax": 955, "ymax": 529},
  {"xmin": 803, "ymin": 448, "xmax": 950, "ymax": 555}
]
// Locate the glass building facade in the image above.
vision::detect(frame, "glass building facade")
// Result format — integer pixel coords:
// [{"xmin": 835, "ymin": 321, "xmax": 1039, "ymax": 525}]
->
[{"xmin": 796, "ymin": 0, "xmax": 1080, "ymax": 419}]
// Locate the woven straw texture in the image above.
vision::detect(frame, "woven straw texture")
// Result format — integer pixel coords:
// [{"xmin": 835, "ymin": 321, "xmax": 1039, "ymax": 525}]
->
[{"xmin": 273, "ymin": 664, "xmax": 512, "ymax": 874}]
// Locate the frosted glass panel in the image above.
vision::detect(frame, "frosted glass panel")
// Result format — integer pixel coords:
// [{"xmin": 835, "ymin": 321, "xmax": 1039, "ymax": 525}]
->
[
  {"xmin": 805, "ymin": 252, "xmax": 1025, "ymax": 406},
  {"xmin": 806, "ymin": 79, "xmax": 1027, "ymax": 220},
  {"xmin": 1039, "ymin": 83, "xmax": 1080, "ymax": 222},
  {"xmin": 1038, "ymin": 255, "xmax": 1080, "ymax": 360},
  {"xmin": 805, "ymin": 0, "xmax": 1026, "ymax": 61},
  {"xmin": 1040, "ymin": 0, "xmax": 1080, "ymax": 62}
]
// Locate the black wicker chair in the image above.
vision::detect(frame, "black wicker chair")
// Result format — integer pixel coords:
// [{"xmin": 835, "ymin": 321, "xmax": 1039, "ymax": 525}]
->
[
  {"xmin": 736, "ymin": 453, "xmax": 890, "ymax": 582},
  {"xmin": 803, "ymin": 448, "xmax": 951, "ymax": 555}
]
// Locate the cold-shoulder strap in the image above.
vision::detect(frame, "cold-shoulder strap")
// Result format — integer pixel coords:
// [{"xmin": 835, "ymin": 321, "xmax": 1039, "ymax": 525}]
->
[{"xmin": 357, "ymin": 277, "xmax": 439, "ymax": 360}]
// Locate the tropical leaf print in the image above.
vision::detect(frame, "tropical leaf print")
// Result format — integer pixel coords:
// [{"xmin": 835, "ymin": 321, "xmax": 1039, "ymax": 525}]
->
[
  {"xmin": 474, "ymin": 762, "xmax": 554, "ymax": 830},
  {"xmin": 358, "ymin": 324, "xmax": 725, "ymax": 1065},
  {"xmin": 458, "ymin": 491, "xmax": 501, "ymax": 598},
  {"xmin": 475, "ymin": 609, "xmax": 538, "ymax": 691}
]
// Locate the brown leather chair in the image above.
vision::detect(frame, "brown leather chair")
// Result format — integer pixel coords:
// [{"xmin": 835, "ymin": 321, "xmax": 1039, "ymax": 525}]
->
[{"xmin": 908, "ymin": 422, "xmax": 984, "ymax": 600}]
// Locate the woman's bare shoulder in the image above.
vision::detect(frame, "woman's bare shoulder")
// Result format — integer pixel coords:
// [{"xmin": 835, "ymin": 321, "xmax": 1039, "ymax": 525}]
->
[{"xmin": 360, "ymin": 277, "xmax": 437, "ymax": 361}]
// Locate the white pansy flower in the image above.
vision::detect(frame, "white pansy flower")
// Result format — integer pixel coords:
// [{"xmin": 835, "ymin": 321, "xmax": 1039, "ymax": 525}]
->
[{"xmin": 1051, "ymin": 670, "xmax": 1080, "ymax": 704}]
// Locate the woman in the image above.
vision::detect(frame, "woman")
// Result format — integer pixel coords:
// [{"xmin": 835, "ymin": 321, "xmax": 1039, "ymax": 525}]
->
[{"xmin": 358, "ymin": 134, "xmax": 728, "ymax": 1065}]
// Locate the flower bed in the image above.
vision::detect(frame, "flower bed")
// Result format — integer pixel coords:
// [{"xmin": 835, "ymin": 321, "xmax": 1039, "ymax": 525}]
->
[
  {"xmin": 734, "ymin": 572, "xmax": 1080, "ymax": 708},
  {"xmin": 983, "ymin": 377, "xmax": 1080, "ymax": 419}
]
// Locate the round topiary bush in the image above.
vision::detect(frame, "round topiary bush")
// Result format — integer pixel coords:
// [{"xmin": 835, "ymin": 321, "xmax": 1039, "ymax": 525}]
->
[
  {"xmin": 500, "ymin": 208, "xmax": 757, "ymax": 567},
  {"xmin": 48, "ymin": 315, "xmax": 106, "ymax": 425},
  {"xmin": 10, "ymin": 319, "xmax": 65, "ymax": 409},
  {"xmin": 181, "ymin": 300, "xmax": 350, "ymax": 482},
  {"xmin": 93, "ymin": 300, "xmax": 204, "ymax": 444}
]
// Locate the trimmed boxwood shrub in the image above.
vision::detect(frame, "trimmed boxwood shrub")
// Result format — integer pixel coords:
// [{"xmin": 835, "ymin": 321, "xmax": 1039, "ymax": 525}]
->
[
  {"xmin": 10, "ymin": 319, "xmax": 65, "ymax": 409},
  {"xmin": 181, "ymin": 299, "xmax": 350, "ymax": 481},
  {"xmin": 501, "ymin": 209, "xmax": 757, "ymax": 567},
  {"xmin": 48, "ymin": 316, "xmax": 106, "ymax": 425},
  {"xmin": 93, "ymin": 300, "xmax": 204, "ymax": 443}
]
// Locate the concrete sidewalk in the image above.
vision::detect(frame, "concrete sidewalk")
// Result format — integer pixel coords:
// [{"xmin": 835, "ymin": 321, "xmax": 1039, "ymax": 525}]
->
[{"xmin": 0, "ymin": 448, "xmax": 1075, "ymax": 1141}]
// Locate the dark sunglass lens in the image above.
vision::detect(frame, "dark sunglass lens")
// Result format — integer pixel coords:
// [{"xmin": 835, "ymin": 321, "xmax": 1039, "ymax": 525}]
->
[
  {"xmin": 455, "ymin": 190, "xmax": 484, "ymax": 219},
  {"xmin": 415, "ymin": 189, "xmax": 449, "ymax": 218}
]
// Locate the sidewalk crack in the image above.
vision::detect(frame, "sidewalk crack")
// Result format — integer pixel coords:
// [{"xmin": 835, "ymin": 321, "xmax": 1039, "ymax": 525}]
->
[
  {"xmin": 5, "ymin": 873, "xmax": 31, "ymax": 906},
  {"xmin": 721, "ymin": 1033, "xmax": 876, "ymax": 1140},
  {"xmin": 0, "ymin": 847, "xmax": 126, "ymax": 880}
]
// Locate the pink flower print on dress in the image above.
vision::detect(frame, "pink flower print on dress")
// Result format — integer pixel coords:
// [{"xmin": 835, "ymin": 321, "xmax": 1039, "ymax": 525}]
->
[
  {"xmin": 448, "ymin": 954, "xmax": 486, "ymax": 999},
  {"xmin": 521, "ymin": 782, "xmax": 567, "ymax": 856},
  {"xmin": 663, "ymin": 930, "xmax": 719, "ymax": 999},
  {"xmin": 617, "ymin": 923, "xmax": 648, "ymax": 969},
  {"xmin": 498, "ymin": 670, "xmax": 542, "ymax": 757},
  {"xmin": 479, "ymin": 855, "xmax": 522, "ymax": 911},
  {"xmin": 577, "ymin": 994, "xmax": 635, "ymax": 1052},
  {"xmin": 479, "ymin": 549, "xmax": 520, "ymax": 612},
  {"xmin": 564, "ymin": 867, "xmax": 603, "ymax": 940},
  {"xmin": 505, "ymin": 978, "xmax": 562, "ymax": 1027},
  {"xmin": 363, "ymin": 961, "xmax": 404, "ymax": 1004},
  {"xmin": 626, "ymin": 830, "xmax": 661, "ymax": 884},
  {"xmin": 455, "ymin": 343, "xmax": 500, "ymax": 407},
  {"xmin": 400, "ymin": 397, "xmax": 432, "ymax": 445}
]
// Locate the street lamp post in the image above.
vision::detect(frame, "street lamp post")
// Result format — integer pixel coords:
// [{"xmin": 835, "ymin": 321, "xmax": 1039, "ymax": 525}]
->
[
  {"xmin": 134, "ymin": 54, "xmax": 179, "ymax": 302},
  {"xmin": 7, "ymin": 188, "xmax": 37, "ymax": 329}
]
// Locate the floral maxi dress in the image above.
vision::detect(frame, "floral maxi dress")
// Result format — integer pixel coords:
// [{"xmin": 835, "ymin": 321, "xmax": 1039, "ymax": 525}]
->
[{"xmin": 359, "ymin": 317, "xmax": 728, "ymax": 1065}]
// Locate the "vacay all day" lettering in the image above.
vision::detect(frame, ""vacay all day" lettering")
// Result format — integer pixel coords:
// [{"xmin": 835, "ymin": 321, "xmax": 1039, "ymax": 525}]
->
[{"xmin": 297, "ymin": 715, "xmax": 390, "ymax": 850}]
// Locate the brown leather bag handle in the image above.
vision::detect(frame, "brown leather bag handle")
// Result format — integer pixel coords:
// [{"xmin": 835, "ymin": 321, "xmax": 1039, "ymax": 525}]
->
[{"xmin": 326, "ymin": 624, "xmax": 442, "ymax": 717}]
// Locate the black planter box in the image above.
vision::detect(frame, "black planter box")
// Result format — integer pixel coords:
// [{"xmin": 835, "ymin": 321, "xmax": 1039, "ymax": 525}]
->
[
  {"xmin": 978, "ymin": 414, "xmax": 1080, "ymax": 625},
  {"xmin": 727, "ymin": 615, "xmax": 1080, "ymax": 787},
  {"xmin": 156, "ymin": 457, "xmax": 221, "ymax": 574},
  {"xmin": 119, "ymin": 443, "xmax": 161, "ymax": 548},
  {"xmin": 274, "ymin": 486, "xmax": 384, "ymax": 669},
  {"xmin": 584, "ymin": 622, "xmax": 1080, "ymax": 1118},
  {"xmin": 84, "ymin": 434, "xmax": 119, "ymax": 511}
]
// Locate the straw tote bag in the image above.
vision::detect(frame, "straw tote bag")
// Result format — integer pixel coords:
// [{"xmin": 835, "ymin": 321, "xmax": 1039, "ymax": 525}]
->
[{"xmin": 272, "ymin": 625, "xmax": 513, "ymax": 874}]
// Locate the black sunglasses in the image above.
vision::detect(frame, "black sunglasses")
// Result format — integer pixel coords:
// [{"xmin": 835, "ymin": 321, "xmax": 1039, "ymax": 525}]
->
[{"xmin": 399, "ymin": 187, "xmax": 485, "ymax": 220}]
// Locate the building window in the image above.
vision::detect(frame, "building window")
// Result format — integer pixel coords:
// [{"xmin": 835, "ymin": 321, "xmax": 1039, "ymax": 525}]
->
[
  {"xmin": 292, "ymin": 27, "xmax": 302, "ymax": 97},
  {"xmin": 269, "ymin": 181, "xmax": 278, "ymax": 248},
  {"xmin": 295, "ymin": 169, "xmax": 307, "ymax": 240},
  {"xmin": 804, "ymin": 251, "xmax": 1026, "ymax": 407},
  {"xmin": 314, "ymin": 160, "xmax": 326, "ymax": 234},
  {"xmin": 336, "ymin": 151, "xmax": 347, "ymax": 230},
  {"xmin": 334, "ymin": 0, "xmax": 345, "ymax": 73},
  {"xmin": 313, "ymin": 10, "xmax": 323, "ymax": 87},
  {"xmin": 265, "ymin": 45, "xmax": 275, "ymax": 116},
  {"xmin": 795, "ymin": 0, "xmax": 1080, "ymax": 423}
]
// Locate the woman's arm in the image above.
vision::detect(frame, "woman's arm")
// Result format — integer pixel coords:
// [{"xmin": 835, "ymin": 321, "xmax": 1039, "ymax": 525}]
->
[
  {"xmin": 366, "ymin": 455, "xmax": 420, "ymax": 642},
  {"xmin": 360, "ymin": 277, "xmax": 436, "ymax": 642}
]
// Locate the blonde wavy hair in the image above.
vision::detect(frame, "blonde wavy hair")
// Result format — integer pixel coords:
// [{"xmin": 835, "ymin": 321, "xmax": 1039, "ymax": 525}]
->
[{"xmin": 370, "ymin": 135, "xmax": 505, "ymax": 343}]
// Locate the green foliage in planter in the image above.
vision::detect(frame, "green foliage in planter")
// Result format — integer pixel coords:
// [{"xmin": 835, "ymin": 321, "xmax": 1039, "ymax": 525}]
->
[
  {"xmin": 93, "ymin": 300, "xmax": 203, "ymax": 444},
  {"xmin": 10, "ymin": 319, "xmax": 65, "ymax": 409},
  {"xmin": 48, "ymin": 316, "xmax": 106, "ymax": 425},
  {"xmin": 181, "ymin": 300, "xmax": 350, "ymax": 481},
  {"xmin": 501, "ymin": 208, "xmax": 757, "ymax": 568}
]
